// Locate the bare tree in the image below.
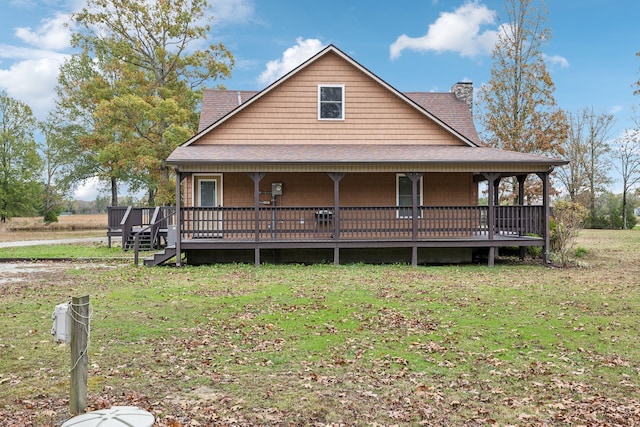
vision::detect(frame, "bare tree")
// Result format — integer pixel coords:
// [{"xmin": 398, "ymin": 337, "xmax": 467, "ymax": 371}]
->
[
  {"xmin": 612, "ymin": 126, "xmax": 640, "ymax": 229},
  {"xmin": 557, "ymin": 107, "xmax": 614, "ymax": 225},
  {"xmin": 556, "ymin": 110, "xmax": 588, "ymax": 203}
]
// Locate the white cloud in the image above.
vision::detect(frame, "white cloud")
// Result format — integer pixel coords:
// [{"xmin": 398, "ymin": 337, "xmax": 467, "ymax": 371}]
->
[
  {"xmin": 610, "ymin": 105, "xmax": 624, "ymax": 115},
  {"xmin": 14, "ymin": 13, "xmax": 72, "ymax": 50},
  {"xmin": 0, "ymin": 53, "xmax": 68, "ymax": 118},
  {"xmin": 210, "ymin": 0, "xmax": 255, "ymax": 25},
  {"xmin": 390, "ymin": 1, "xmax": 498, "ymax": 59},
  {"xmin": 0, "ymin": 8, "xmax": 74, "ymax": 119},
  {"xmin": 257, "ymin": 38, "xmax": 325, "ymax": 86},
  {"xmin": 543, "ymin": 53, "xmax": 569, "ymax": 69},
  {"xmin": 74, "ymin": 177, "xmax": 103, "ymax": 201}
]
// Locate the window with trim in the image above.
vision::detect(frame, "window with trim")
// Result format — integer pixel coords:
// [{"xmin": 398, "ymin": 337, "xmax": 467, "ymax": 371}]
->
[
  {"xmin": 318, "ymin": 85, "xmax": 344, "ymax": 120},
  {"xmin": 396, "ymin": 174, "xmax": 423, "ymax": 218}
]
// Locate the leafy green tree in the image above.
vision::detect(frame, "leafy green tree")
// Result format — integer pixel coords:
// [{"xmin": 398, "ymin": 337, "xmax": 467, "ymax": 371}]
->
[
  {"xmin": 56, "ymin": 50, "xmax": 137, "ymax": 206},
  {"xmin": 94, "ymin": 195, "xmax": 111, "ymax": 214},
  {"xmin": 69, "ymin": 0, "xmax": 234, "ymax": 205},
  {"xmin": 591, "ymin": 192, "xmax": 637, "ymax": 230},
  {"xmin": 0, "ymin": 92, "xmax": 42, "ymax": 221},
  {"xmin": 478, "ymin": 0, "xmax": 568, "ymax": 201},
  {"xmin": 41, "ymin": 110, "xmax": 98, "ymax": 222}
]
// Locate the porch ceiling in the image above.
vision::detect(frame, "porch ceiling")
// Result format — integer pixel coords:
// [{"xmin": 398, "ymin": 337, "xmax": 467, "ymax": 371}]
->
[{"xmin": 167, "ymin": 144, "xmax": 567, "ymax": 173}]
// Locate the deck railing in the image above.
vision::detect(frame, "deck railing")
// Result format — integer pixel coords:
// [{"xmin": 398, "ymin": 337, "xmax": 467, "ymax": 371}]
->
[
  {"xmin": 107, "ymin": 206, "xmax": 129, "ymax": 230},
  {"xmin": 179, "ymin": 205, "xmax": 545, "ymax": 241},
  {"xmin": 107, "ymin": 206, "xmax": 175, "ymax": 248}
]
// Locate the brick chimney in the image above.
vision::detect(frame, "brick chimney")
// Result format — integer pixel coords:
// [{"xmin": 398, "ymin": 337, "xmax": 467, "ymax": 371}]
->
[{"xmin": 451, "ymin": 82, "xmax": 473, "ymax": 114}]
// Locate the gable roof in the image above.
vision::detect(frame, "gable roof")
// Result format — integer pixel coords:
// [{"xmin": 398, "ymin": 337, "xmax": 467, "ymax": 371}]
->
[
  {"xmin": 168, "ymin": 45, "xmax": 567, "ymax": 173},
  {"xmin": 185, "ymin": 44, "xmax": 480, "ymax": 147}
]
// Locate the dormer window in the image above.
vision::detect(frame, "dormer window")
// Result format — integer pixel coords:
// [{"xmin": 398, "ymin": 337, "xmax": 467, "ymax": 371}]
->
[{"xmin": 318, "ymin": 85, "xmax": 344, "ymax": 120}]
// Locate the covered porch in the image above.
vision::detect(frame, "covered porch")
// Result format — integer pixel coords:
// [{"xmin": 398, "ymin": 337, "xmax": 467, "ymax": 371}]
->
[
  {"xmin": 144, "ymin": 170, "xmax": 552, "ymax": 267},
  {"xmin": 152, "ymin": 143, "xmax": 567, "ymax": 267}
]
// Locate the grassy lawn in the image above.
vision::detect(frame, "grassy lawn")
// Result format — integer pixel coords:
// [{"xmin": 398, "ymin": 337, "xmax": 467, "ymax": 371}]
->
[
  {"xmin": 0, "ymin": 229, "xmax": 638, "ymax": 426},
  {"xmin": 0, "ymin": 242, "xmax": 131, "ymax": 260}
]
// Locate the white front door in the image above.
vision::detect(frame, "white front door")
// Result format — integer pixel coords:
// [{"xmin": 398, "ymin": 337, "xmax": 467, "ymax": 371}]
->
[
  {"xmin": 199, "ymin": 180, "xmax": 218, "ymax": 207},
  {"xmin": 196, "ymin": 177, "xmax": 221, "ymax": 237}
]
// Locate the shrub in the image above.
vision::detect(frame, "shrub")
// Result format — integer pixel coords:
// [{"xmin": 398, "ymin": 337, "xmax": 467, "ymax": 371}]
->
[
  {"xmin": 43, "ymin": 210, "xmax": 59, "ymax": 224},
  {"xmin": 574, "ymin": 246, "xmax": 589, "ymax": 258},
  {"xmin": 550, "ymin": 201, "xmax": 588, "ymax": 267}
]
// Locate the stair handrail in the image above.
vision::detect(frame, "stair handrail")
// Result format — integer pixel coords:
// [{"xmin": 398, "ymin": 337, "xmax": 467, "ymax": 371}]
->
[
  {"xmin": 133, "ymin": 209, "xmax": 176, "ymax": 265},
  {"xmin": 149, "ymin": 207, "xmax": 161, "ymax": 248},
  {"xmin": 119, "ymin": 206, "xmax": 134, "ymax": 250}
]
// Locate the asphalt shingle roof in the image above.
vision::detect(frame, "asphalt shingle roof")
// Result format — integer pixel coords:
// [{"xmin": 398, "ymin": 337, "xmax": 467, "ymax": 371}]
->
[
  {"xmin": 167, "ymin": 144, "xmax": 567, "ymax": 169},
  {"xmin": 198, "ymin": 90, "xmax": 258, "ymax": 133}
]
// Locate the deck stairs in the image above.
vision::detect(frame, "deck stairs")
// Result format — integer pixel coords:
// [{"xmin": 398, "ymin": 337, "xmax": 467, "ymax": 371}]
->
[
  {"xmin": 143, "ymin": 246, "xmax": 177, "ymax": 266},
  {"xmin": 124, "ymin": 228, "xmax": 154, "ymax": 251}
]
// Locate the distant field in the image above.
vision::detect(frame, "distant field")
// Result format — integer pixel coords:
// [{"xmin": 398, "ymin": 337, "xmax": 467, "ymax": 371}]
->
[{"xmin": 0, "ymin": 214, "xmax": 107, "ymax": 242}]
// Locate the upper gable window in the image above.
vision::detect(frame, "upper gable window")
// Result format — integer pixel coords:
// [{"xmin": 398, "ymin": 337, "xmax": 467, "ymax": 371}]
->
[{"xmin": 318, "ymin": 85, "xmax": 344, "ymax": 120}]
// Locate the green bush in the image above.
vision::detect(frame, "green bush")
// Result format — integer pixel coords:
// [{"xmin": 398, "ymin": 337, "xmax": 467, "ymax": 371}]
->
[
  {"xmin": 574, "ymin": 246, "xmax": 589, "ymax": 258},
  {"xmin": 43, "ymin": 209, "xmax": 59, "ymax": 224}
]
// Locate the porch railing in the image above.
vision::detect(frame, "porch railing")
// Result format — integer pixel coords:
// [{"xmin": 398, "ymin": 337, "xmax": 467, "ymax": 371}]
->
[{"xmin": 179, "ymin": 205, "xmax": 544, "ymax": 241}]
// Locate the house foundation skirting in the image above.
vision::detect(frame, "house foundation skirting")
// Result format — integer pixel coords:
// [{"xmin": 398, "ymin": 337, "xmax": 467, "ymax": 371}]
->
[{"xmin": 179, "ymin": 236, "xmax": 543, "ymax": 267}]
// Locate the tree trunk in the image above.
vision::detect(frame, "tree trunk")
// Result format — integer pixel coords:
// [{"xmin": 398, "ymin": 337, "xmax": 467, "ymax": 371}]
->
[
  {"xmin": 147, "ymin": 188, "xmax": 156, "ymax": 206},
  {"xmin": 111, "ymin": 176, "xmax": 118, "ymax": 206},
  {"xmin": 622, "ymin": 187, "xmax": 628, "ymax": 230}
]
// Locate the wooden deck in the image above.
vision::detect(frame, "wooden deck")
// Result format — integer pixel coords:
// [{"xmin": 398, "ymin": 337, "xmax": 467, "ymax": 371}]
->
[
  {"xmin": 174, "ymin": 205, "xmax": 544, "ymax": 267},
  {"xmin": 179, "ymin": 205, "xmax": 543, "ymax": 240},
  {"xmin": 110, "ymin": 205, "xmax": 547, "ymax": 266}
]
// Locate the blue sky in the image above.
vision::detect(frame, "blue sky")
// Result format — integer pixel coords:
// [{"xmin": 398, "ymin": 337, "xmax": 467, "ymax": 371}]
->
[{"xmin": 1, "ymin": 0, "xmax": 639, "ymax": 199}]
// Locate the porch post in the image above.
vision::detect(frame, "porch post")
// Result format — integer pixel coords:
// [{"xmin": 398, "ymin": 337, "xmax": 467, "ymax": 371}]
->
[
  {"xmin": 517, "ymin": 175, "xmax": 526, "ymax": 206},
  {"xmin": 248, "ymin": 172, "xmax": 266, "ymax": 267},
  {"xmin": 327, "ymin": 172, "xmax": 346, "ymax": 266},
  {"xmin": 483, "ymin": 173, "xmax": 501, "ymax": 267},
  {"xmin": 517, "ymin": 174, "xmax": 527, "ymax": 259},
  {"xmin": 174, "ymin": 168, "xmax": 182, "ymax": 267},
  {"xmin": 405, "ymin": 173, "xmax": 423, "ymax": 267},
  {"xmin": 537, "ymin": 171, "xmax": 551, "ymax": 265}
]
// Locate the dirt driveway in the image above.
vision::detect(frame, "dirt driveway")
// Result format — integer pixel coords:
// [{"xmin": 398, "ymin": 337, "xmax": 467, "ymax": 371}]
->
[{"xmin": 0, "ymin": 237, "xmax": 111, "ymax": 248}]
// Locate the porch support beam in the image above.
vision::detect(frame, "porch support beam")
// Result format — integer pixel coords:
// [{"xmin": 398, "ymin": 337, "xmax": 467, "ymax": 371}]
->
[
  {"xmin": 248, "ymin": 172, "xmax": 266, "ymax": 266},
  {"xmin": 517, "ymin": 174, "xmax": 527, "ymax": 259},
  {"xmin": 517, "ymin": 175, "xmax": 526, "ymax": 206},
  {"xmin": 174, "ymin": 168, "xmax": 182, "ymax": 267},
  {"xmin": 483, "ymin": 173, "xmax": 501, "ymax": 267},
  {"xmin": 405, "ymin": 172, "xmax": 424, "ymax": 267},
  {"xmin": 327, "ymin": 172, "xmax": 346, "ymax": 266},
  {"xmin": 536, "ymin": 170, "xmax": 552, "ymax": 265},
  {"xmin": 493, "ymin": 176, "xmax": 501, "ymax": 205}
]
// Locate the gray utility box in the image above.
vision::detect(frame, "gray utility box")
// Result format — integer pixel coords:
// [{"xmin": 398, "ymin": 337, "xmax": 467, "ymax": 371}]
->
[{"xmin": 272, "ymin": 182, "xmax": 283, "ymax": 195}]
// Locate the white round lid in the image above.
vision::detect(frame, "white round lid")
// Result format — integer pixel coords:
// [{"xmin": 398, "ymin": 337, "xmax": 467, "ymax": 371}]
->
[{"xmin": 61, "ymin": 406, "xmax": 155, "ymax": 427}]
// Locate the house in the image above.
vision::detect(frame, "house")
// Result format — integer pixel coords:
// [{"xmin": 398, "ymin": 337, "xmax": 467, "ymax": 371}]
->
[{"xmin": 147, "ymin": 45, "xmax": 567, "ymax": 267}]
